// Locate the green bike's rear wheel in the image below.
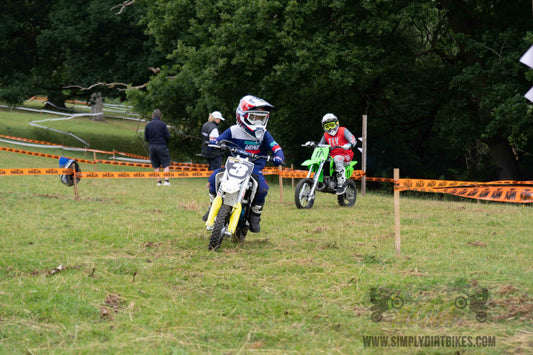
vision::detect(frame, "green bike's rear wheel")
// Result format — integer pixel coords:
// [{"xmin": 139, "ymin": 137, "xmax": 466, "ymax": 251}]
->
[
  {"xmin": 295, "ymin": 178, "xmax": 315, "ymax": 209},
  {"xmin": 337, "ymin": 180, "xmax": 357, "ymax": 207}
]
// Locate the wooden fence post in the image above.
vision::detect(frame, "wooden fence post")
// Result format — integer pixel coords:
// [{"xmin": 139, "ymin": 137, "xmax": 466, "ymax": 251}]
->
[
  {"xmin": 361, "ymin": 114, "xmax": 367, "ymax": 196},
  {"xmin": 394, "ymin": 168, "xmax": 401, "ymax": 255},
  {"xmin": 73, "ymin": 170, "xmax": 80, "ymax": 201},
  {"xmin": 279, "ymin": 165, "xmax": 283, "ymax": 202}
]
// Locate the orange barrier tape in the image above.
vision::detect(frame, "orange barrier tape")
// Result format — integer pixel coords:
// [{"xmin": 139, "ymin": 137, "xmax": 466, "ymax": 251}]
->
[
  {"xmin": 398, "ymin": 178, "xmax": 481, "ymax": 191},
  {"xmin": 78, "ymin": 171, "xmax": 212, "ymax": 179},
  {"xmin": 1, "ymin": 135, "xmax": 212, "ymax": 169},
  {"xmin": 0, "ymin": 168, "xmax": 72, "ymax": 176},
  {"xmin": 367, "ymin": 177, "xmax": 395, "ymax": 183},
  {"xmin": 0, "ymin": 168, "xmax": 212, "ymax": 178},
  {"xmin": 0, "ymin": 134, "xmax": 62, "ymax": 146},
  {"xmin": 397, "ymin": 178, "xmax": 533, "ymax": 192},
  {"xmin": 1, "ymin": 135, "xmax": 127, "ymax": 156},
  {"xmin": 442, "ymin": 186, "xmax": 533, "ymax": 203},
  {"xmin": 267, "ymin": 168, "xmax": 364, "ymax": 179},
  {"xmin": 0, "ymin": 146, "xmax": 95, "ymax": 164},
  {"xmin": 92, "ymin": 159, "xmax": 210, "ymax": 171},
  {"xmin": 395, "ymin": 178, "xmax": 533, "ymax": 203}
]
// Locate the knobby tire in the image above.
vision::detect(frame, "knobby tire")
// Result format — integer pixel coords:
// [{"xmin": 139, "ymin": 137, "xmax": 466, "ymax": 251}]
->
[
  {"xmin": 337, "ymin": 180, "xmax": 357, "ymax": 207},
  {"xmin": 295, "ymin": 178, "xmax": 315, "ymax": 209},
  {"xmin": 208, "ymin": 204, "xmax": 232, "ymax": 250}
]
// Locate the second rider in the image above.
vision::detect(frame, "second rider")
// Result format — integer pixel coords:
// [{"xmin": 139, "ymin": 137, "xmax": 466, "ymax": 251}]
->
[{"xmin": 319, "ymin": 113, "xmax": 357, "ymax": 194}]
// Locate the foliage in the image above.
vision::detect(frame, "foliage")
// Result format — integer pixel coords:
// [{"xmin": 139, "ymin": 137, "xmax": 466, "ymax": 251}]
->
[
  {"xmin": 130, "ymin": 0, "xmax": 533, "ymax": 179},
  {"xmin": 0, "ymin": 107, "xmax": 147, "ymax": 155},
  {"xmin": 0, "ymin": 0, "xmax": 165, "ymax": 106}
]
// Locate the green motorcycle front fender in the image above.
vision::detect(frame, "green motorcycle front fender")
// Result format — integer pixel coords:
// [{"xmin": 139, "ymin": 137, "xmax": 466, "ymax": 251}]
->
[
  {"xmin": 345, "ymin": 160, "xmax": 358, "ymax": 178},
  {"xmin": 301, "ymin": 146, "xmax": 330, "ymax": 182},
  {"xmin": 327, "ymin": 159, "xmax": 358, "ymax": 178}
]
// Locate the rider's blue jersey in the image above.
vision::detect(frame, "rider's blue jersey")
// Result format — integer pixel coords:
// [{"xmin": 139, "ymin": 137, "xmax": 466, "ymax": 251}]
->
[{"xmin": 215, "ymin": 125, "xmax": 284, "ymax": 171}]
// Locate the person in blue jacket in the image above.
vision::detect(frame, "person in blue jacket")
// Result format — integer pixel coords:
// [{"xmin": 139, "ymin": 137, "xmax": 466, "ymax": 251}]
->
[{"xmin": 203, "ymin": 95, "xmax": 284, "ymax": 233}]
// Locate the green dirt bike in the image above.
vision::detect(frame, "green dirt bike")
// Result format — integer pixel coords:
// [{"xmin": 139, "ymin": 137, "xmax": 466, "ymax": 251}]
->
[{"xmin": 295, "ymin": 141, "xmax": 357, "ymax": 209}]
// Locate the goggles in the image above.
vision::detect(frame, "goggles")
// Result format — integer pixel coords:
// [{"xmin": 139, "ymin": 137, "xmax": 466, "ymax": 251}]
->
[
  {"xmin": 245, "ymin": 111, "xmax": 269, "ymax": 126},
  {"xmin": 324, "ymin": 122, "xmax": 338, "ymax": 130}
]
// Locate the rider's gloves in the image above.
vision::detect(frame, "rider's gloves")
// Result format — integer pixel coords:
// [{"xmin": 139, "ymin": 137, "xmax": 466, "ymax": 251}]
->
[
  {"xmin": 208, "ymin": 138, "xmax": 218, "ymax": 149},
  {"xmin": 342, "ymin": 143, "xmax": 351, "ymax": 150},
  {"xmin": 273, "ymin": 156, "xmax": 284, "ymax": 166}
]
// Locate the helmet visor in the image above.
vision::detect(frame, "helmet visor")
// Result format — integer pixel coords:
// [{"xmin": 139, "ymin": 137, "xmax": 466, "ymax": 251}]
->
[
  {"xmin": 245, "ymin": 111, "xmax": 269, "ymax": 126},
  {"xmin": 324, "ymin": 122, "xmax": 337, "ymax": 130}
]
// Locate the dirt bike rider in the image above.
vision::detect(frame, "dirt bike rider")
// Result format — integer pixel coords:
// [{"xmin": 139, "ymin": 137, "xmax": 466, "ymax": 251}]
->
[
  {"xmin": 203, "ymin": 95, "xmax": 285, "ymax": 233},
  {"xmin": 319, "ymin": 113, "xmax": 357, "ymax": 194}
]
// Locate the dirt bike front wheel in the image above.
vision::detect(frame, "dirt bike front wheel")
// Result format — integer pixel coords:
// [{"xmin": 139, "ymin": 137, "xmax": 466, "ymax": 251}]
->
[
  {"xmin": 337, "ymin": 180, "xmax": 357, "ymax": 207},
  {"xmin": 295, "ymin": 178, "xmax": 315, "ymax": 209},
  {"xmin": 208, "ymin": 204, "xmax": 232, "ymax": 250}
]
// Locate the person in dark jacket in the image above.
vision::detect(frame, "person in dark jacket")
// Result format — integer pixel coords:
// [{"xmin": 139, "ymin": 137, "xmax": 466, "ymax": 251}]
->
[
  {"xmin": 201, "ymin": 111, "xmax": 225, "ymax": 170},
  {"xmin": 144, "ymin": 109, "xmax": 171, "ymax": 186}
]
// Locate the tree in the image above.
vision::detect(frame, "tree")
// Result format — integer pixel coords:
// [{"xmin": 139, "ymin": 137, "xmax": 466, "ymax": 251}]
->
[
  {"xmin": 0, "ymin": 0, "xmax": 164, "ymax": 107},
  {"xmin": 431, "ymin": 0, "xmax": 533, "ymax": 179},
  {"xmin": 132, "ymin": 0, "xmax": 533, "ymax": 179}
]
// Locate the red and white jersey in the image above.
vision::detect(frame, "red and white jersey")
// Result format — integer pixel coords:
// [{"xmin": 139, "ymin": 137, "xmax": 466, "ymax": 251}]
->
[{"xmin": 321, "ymin": 127, "xmax": 356, "ymax": 161}]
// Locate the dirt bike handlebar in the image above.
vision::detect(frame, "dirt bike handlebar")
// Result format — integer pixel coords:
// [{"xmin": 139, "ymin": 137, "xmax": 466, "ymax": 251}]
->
[
  {"xmin": 301, "ymin": 142, "xmax": 344, "ymax": 151},
  {"xmin": 208, "ymin": 141, "xmax": 272, "ymax": 162}
]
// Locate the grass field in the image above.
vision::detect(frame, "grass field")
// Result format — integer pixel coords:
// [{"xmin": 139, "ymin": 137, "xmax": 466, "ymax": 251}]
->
[
  {"xmin": 0, "ymin": 109, "xmax": 532, "ymax": 354},
  {"xmin": 0, "ymin": 106, "xmax": 146, "ymax": 155}
]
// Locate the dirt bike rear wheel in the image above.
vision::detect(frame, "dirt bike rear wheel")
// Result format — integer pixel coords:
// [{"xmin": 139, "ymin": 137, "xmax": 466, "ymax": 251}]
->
[
  {"xmin": 208, "ymin": 204, "xmax": 232, "ymax": 250},
  {"xmin": 295, "ymin": 178, "xmax": 315, "ymax": 209},
  {"xmin": 337, "ymin": 180, "xmax": 357, "ymax": 207}
]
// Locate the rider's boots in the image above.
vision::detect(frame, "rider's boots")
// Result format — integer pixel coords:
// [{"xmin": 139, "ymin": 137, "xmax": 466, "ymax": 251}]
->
[
  {"xmin": 248, "ymin": 204, "xmax": 263, "ymax": 233},
  {"xmin": 202, "ymin": 193, "xmax": 215, "ymax": 222},
  {"xmin": 336, "ymin": 170, "xmax": 347, "ymax": 195}
]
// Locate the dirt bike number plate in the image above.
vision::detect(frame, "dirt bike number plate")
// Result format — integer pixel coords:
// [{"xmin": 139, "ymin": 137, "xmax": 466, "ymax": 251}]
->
[
  {"xmin": 226, "ymin": 157, "xmax": 254, "ymax": 178},
  {"xmin": 311, "ymin": 146, "xmax": 329, "ymax": 160}
]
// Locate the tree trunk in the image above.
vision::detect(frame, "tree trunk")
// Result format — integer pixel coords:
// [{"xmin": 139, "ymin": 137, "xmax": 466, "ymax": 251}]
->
[
  {"xmin": 486, "ymin": 137, "xmax": 520, "ymax": 180},
  {"xmin": 90, "ymin": 92, "xmax": 105, "ymax": 121},
  {"xmin": 44, "ymin": 90, "xmax": 66, "ymax": 110}
]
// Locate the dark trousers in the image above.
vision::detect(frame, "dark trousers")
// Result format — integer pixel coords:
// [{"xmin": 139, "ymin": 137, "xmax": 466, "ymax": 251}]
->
[{"xmin": 207, "ymin": 156, "xmax": 222, "ymax": 171}]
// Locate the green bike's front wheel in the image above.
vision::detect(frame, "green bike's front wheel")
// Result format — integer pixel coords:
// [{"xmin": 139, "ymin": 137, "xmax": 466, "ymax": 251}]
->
[{"xmin": 295, "ymin": 178, "xmax": 315, "ymax": 209}]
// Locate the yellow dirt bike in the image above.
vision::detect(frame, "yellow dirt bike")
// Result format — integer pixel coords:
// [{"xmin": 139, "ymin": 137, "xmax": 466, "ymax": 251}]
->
[{"xmin": 205, "ymin": 141, "xmax": 272, "ymax": 250}]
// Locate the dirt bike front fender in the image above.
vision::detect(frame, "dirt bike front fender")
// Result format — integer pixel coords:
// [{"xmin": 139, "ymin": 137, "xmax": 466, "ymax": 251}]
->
[{"xmin": 301, "ymin": 158, "xmax": 321, "ymax": 167}]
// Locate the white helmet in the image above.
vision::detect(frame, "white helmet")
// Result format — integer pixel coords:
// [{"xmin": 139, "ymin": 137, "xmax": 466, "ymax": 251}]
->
[{"xmin": 322, "ymin": 113, "xmax": 339, "ymax": 136}]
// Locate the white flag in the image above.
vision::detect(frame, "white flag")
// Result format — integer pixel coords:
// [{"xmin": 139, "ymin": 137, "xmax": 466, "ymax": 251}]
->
[
  {"xmin": 358, "ymin": 147, "xmax": 363, "ymax": 153},
  {"xmin": 524, "ymin": 87, "xmax": 533, "ymax": 102},
  {"xmin": 520, "ymin": 45, "xmax": 533, "ymax": 68},
  {"xmin": 358, "ymin": 137, "xmax": 363, "ymax": 142}
]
